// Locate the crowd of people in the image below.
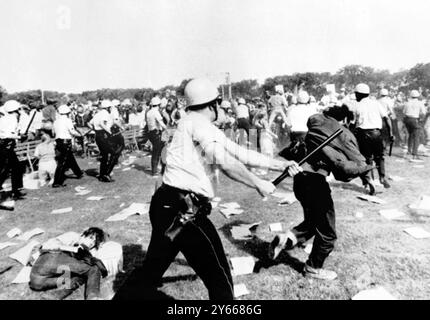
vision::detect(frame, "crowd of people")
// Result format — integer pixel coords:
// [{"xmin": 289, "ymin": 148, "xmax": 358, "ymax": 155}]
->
[{"xmin": 1, "ymin": 79, "xmax": 429, "ymax": 299}]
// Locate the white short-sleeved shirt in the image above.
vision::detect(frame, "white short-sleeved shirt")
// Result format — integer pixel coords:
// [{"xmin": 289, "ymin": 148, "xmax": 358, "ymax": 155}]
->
[
  {"xmin": 287, "ymin": 104, "xmax": 318, "ymax": 132},
  {"xmin": 163, "ymin": 112, "xmax": 226, "ymax": 199},
  {"xmin": 0, "ymin": 114, "xmax": 19, "ymax": 139},
  {"xmin": 235, "ymin": 104, "xmax": 250, "ymax": 119},
  {"xmin": 378, "ymin": 97, "xmax": 395, "ymax": 120},
  {"xmin": 53, "ymin": 115, "xmax": 75, "ymax": 140},
  {"xmin": 268, "ymin": 95, "xmax": 288, "ymax": 110},
  {"xmin": 403, "ymin": 99, "xmax": 426, "ymax": 119},
  {"xmin": 18, "ymin": 112, "xmax": 30, "ymax": 134},
  {"xmin": 90, "ymin": 110, "xmax": 112, "ymax": 131},
  {"xmin": 146, "ymin": 108, "xmax": 164, "ymax": 131},
  {"xmin": 355, "ymin": 97, "xmax": 387, "ymax": 130}
]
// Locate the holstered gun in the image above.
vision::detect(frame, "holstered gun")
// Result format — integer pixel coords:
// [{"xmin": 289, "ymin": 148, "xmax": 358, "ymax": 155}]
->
[{"xmin": 165, "ymin": 193, "xmax": 212, "ymax": 242}]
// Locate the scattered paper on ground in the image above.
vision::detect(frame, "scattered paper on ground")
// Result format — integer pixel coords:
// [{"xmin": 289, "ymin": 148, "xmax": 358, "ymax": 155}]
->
[
  {"xmin": 17, "ymin": 228, "xmax": 45, "ymax": 241},
  {"xmin": 379, "ymin": 209, "xmax": 406, "ymax": 220},
  {"xmin": 55, "ymin": 231, "xmax": 80, "ymax": 245},
  {"xmin": 51, "ymin": 207, "xmax": 73, "ymax": 214},
  {"xmin": 106, "ymin": 203, "xmax": 150, "ymax": 222},
  {"xmin": 213, "ymin": 197, "xmax": 221, "ymax": 202},
  {"xmin": 234, "ymin": 283, "xmax": 250, "ymax": 298},
  {"xmin": 269, "ymin": 223, "xmax": 283, "ymax": 232},
  {"xmin": 7, "ymin": 228, "xmax": 22, "ymax": 238},
  {"xmin": 75, "ymin": 190, "xmax": 92, "ymax": 196},
  {"xmin": 9, "ymin": 240, "xmax": 40, "ymax": 265},
  {"xmin": 220, "ymin": 208, "xmax": 244, "ymax": 219},
  {"xmin": 230, "ymin": 256, "xmax": 255, "ymax": 276},
  {"xmin": 355, "ymin": 211, "xmax": 364, "ymax": 218},
  {"xmin": 0, "ymin": 242, "xmax": 18, "ymax": 251},
  {"xmin": 122, "ymin": 167, "xmax": 131, "ymax": 172},
  {"xmin": 87, "ymin": 196, "xmax": 104, "ymax": 201},
  {"xmin": 231, "ymin": 226, "xmax": 252, "ymax": 240},
  {"xmin": 404, "ymin": 227, "xmax": 430, "ymax": 239},
  {"xmin": 0, "ymin": 200, "xmax": 15, "ymax": 209},
  {"xmin": 357, "ymin": 195, "xmax": 387, "ymax": 204},
  {"xmin": 220, "ymin": 202, "xmax": 241, "ymax": 209},
  {"xmin": 304, "ymin": 243, "xmax": 313, "ymax": 254},
  {"xmin": 75, "ymin": 186, "xmax": 87, "ymax": 193},
  {"xmin": 211, "ymin": 201, "xmax": 218, "ymax": 208},
  {"xmin": 352, "ymin": 286, "xmax": 397, "ymax": 300},
  {"xmin": 412, "ymin": 165, "xmax": 425, "ymax": 169},
  {"xmin": 395, "ymin": 159, "xmax": 405, "ymax": 163},
  {"xmin": 11, "ymin": 266, "xmax": 32, "ymax": 284},
  {"xmin": 271, "ymin": 192, "xmax": 291, "ymax": 199},
  {"xmin": 409, "ymin": 195, "xmax": 430, "ymax": 211},
  {"xmin": 389, "ymin": 176, "xmax": 405, "ymax": 182}
]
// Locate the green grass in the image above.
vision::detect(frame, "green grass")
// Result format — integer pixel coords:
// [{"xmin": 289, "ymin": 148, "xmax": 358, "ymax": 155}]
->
[{"xmin": 0, "ymin": 147, "xmax": 430, "ymax": 300}]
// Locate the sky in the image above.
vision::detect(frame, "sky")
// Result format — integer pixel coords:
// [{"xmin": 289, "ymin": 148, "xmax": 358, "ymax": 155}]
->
[{"xmin": 1, "ymin": 0, "xmax": 430, "ymax": 93}]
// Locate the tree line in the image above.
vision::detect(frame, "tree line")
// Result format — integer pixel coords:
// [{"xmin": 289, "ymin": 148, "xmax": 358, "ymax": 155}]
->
[{"xmin": 1, "ymin": 63, "xmax": 430, "ymax": 107}]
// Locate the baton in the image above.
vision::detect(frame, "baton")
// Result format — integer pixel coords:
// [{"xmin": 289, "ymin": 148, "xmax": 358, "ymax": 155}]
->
[
  {"xmin": 272, "ymin": 128, "xmax": 343, "ymax": 186},
  {"xmin": 23, "ymin": 110, "xmax": 37, "ymax": 136},
  {"xmin": 389, "ymin": 140, "xmax": 394, "ymax": 157}
]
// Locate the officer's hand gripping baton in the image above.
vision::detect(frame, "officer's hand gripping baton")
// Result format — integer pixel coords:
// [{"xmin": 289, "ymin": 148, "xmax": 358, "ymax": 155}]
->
[{"xmin": 272, "ymin": 128, "xmax": 343, "ymax": 186}]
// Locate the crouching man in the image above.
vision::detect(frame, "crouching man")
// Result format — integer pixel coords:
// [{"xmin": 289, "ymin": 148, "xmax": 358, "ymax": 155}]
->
[{"xmin": 29, "ymin": 227, "xmax": 108, "ymax": 300}]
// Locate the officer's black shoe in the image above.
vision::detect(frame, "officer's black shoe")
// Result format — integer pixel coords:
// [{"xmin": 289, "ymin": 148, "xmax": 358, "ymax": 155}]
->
[
  {"xmin": 380, "ymin": 178, "xmax": 391, "ymax": 189},
  {"xmin": 52, "ymin": 183, "xmax": 67, "ymax": 188},
  {"xmin": 12, "ymin": 191, "xmax": 27, "ymax": 200},
  {"xmin": 367, "ymin": 182, "xmax": 376, "ymax": 195},
  {"xmin": 98, "ymin": 175, "xmax": 112, "ymax": 183},
  {"xmin": 76, "ymin": 172, "xmax": 84, "ymax": 179}
]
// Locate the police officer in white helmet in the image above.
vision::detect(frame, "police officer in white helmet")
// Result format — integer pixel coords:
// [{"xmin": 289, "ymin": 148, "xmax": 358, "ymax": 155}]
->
[
  {"xmin": 0, "ymin": 100, "xmax": 27, "ymax": 200},
  {"xmin": 114, "ymin": 78, "xmax": 302, "ymax": 300},
  {"xmin": 52, "ymin": 105, "xmax": 84, "ymax": 187},
  {"xmin": 353, "ymin": 83, "xmax": 392, "ymax": 188},
  {"xmin": 146, "ymin": 96, "xmax": 167, "ymax": 176}
]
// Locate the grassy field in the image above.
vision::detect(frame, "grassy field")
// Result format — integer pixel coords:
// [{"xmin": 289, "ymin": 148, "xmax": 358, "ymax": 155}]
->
[{"xmin": 0, "ymin": 146, "xmax": 429, "ymax": 300}]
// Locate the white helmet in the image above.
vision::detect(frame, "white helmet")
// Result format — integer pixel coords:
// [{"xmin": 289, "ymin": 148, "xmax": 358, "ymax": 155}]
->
[
  {"xmin": 380, "ymin": 88, "xmax": 389, "ymax": 96},
  {"xmin": 184, "ymin": 78, "xmax": 219, "ymax": 107},
  {"xmin": 238, "ymin": 97, "xmax": 246, "ymax": 105},
  {"xmin": 100, "ymin": 99, "xmax": 112, "ymax": 109},
  {"xmin": 275, "ymin": 85, "xmax": 284, "ymax": 94},
  {"xmin": 58, "ymin": 105, "xmax": 71, "ymax": 115},
  {"xmin": 297, "ymin": 91, "xmax": 310, "ymax": 104},
  {"xmin": 410, "ymin": 90, "xmax": 420, "ymax": 98},
  {"xmin": 111, "ymin": 99, "xmax": 120, "ymax": 107},
  {"xmin": 150, "ymin": 96, "xmax": 161, "ymax": 106},
  {"xmin": 3, "ymin": 100, "xmax": 21, "ymax": 113},
  {"xmin": 309, "ymin": 95, "xmax": 316, "ymax": 103},
  {"xmin": 220, "ymin": 101, "xmax": 231, "ymax": 109},
  {"xmin": 354, "ymin": 83, "xmax": 370, "ymax": 95}
]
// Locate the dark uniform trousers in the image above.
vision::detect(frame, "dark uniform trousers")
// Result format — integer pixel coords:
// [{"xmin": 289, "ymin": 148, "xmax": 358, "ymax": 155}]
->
[
  {"xmin": 355, "ymin": 128, "xmax": 385, "ymax": 178},
  {"xmin": 95, "ymin": 131, "xmax": 122, "ymax": 177},
  {"xmin": 403, "ymin": 116, "xmax": 421, "ymax": 156},
  {"xmin": 113, "ymin": 184, "xmax": 234, "ymax": 300},
  {"xmin": 292, "ymin": 172, "xmax": 337, "ymax": 269},
  {"xmin": 148, "ymin": 129, "xmax": 164, "ymax": 175},
  {"xmin": 0, "ymin": 139, "xmax": 23, "ymax": 193},
  {"xmin": 53, "ymin": 139, "xmax": 83, "ymax": 185}
]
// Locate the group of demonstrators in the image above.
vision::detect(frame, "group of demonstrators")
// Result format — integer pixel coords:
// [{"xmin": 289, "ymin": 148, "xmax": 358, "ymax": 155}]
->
[{"xmin": 0, "ymin": 77, "xmax": 429, "ymax": 300}]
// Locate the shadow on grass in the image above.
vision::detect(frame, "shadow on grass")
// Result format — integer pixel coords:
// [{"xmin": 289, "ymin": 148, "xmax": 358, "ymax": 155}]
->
[
  {"xmin": 111, "ymin": 243, "xmax": 177, "ymax": 300},
  {"xmin": 131, "ymin": 164, "xmax": 153, "ymax": 175},
  {"xmin": 84, "ymin": 168, "xmax": 99, "ymax": 178},
  {"xmin": 219, "ymin": 221, "xmax": 305, "ymax": 274}
]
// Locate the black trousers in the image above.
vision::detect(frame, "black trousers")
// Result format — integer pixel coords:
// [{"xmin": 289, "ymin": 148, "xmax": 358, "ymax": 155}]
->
[
  {"xmin": 355, "ymin": 128, "xmax": 385, "ymax": 178},
  {"xmin": 113, "ymin": 184, "xmax": 234, "ymax": 300},
  {"xmin": 0, "ymin": 139, "xmax": 23, "ymax": 193},
  {"xmin": 148, "ymin": 130, "xmax": 164, "ymax": 175},
  {"xmin": 292, "ymin": 172, "xmax": 336, "ymax": 269},
  {"xmin": 404, "ymin": 116, "xmax": 420, "ymax": 156},
  {"xmin": 95, "ymin": 131, "xmax": 122, "ymax": 177},
  {"xmin": 237, "ymin": 118, "xmax": 251, "ymax": 138},
  {"xmin": 53, "ymin": 139, "xmax": 82, "ymax": 185}
]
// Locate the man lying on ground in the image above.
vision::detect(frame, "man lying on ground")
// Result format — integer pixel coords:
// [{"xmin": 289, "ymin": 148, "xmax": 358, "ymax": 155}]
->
[{"xmin": 29, "ymin": 227, "xmax": 110, "ymax": 300}]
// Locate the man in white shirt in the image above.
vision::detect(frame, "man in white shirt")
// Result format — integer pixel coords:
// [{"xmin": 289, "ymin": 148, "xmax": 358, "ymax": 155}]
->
[
  {"xmin": 52, "ymin": 105, "xmax": 83, "ymax": 188},
  {"xmin": 353, "ymin": 83, "xmax": 392, "ymax": 188},
  {"xmin": 286, "ymin": 91, "xmax": 317, "ymax": 144},
  {"xmin": 146, "ymin": 97, "xmax": 167, "ymax": 176},
  {"xmin": 268, "ymin": 88, "xmax": 289, "ymax": 129},
  {"xmin": 378, "ymin": 89, "xmax": 396, "ymax": 152},
  {"xmin": 89, "ymin": 100, "xmax": 121, "ymax": 182},
  {"xmin": 403, "ymin": 90, "xmax": 427, "ymax": 161},
  {"xmin": 113, "ymin": 78, "xmax": 302, "ymax": 300},
  {"xmin": 0, "ymin": 100, "xmax": 26, "ymax": 200},
  {"xmin": 235, "ymin": 97, "xmax": 251, "ymax": 138}
]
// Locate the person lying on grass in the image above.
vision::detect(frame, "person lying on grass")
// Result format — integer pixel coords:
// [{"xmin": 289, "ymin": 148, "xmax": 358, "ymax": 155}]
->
[{"xmin": 29, "ymin": 227, "xmax": 109, "ymax": 300}]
